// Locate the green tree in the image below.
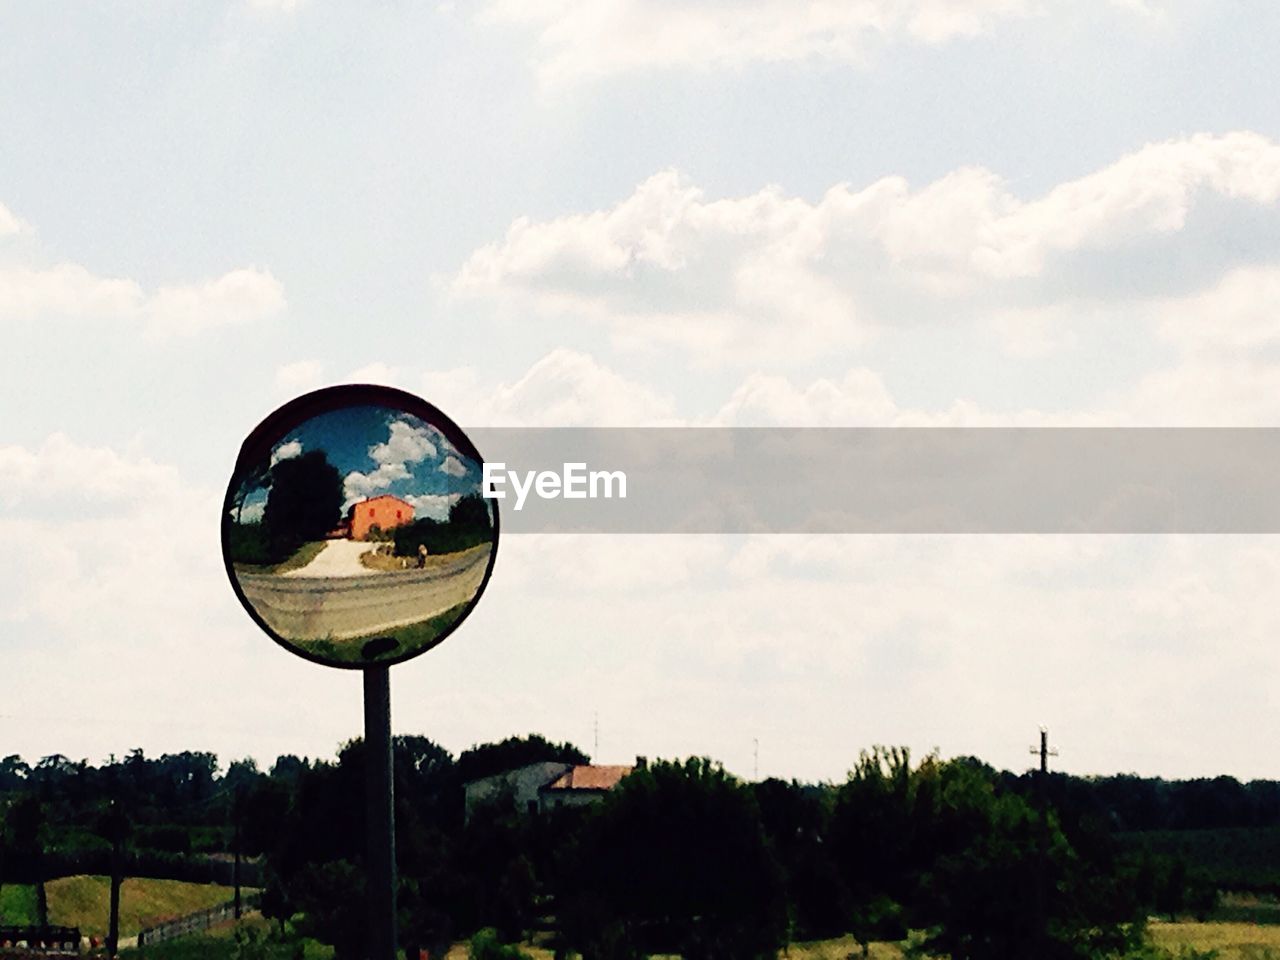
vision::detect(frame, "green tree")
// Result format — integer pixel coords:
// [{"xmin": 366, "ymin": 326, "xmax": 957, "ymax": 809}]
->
[
  {"xmin": 231, "ymin": 456, "xmax": 273, "ymax": 524},
  {"xmin": 753, "ymin": 778, "xmax": 847, "ymax": 942},
  {"xmin": 557, "ymin": 758, "xmax": 787, "ymax": 960},
  {"xmin": 263, "ymin": 450, "xmax": 343, "ymax": 559},
  {"xmin": 449, "ymin": 493, "xmax": 493, "ymax": 535},
  {"xmin": 456, "ymin": 735, "xmax": 587, "ymax": 785},
  {"xmin": 291, "ymin": 859, "xmax": 366, "ymax": 960},
  {"xmin": 914, "ymin": 759, "xmax": 1134, "ymax": 960},
  {"xmin": 0, "ymin": 755, "xmax": 29, "ymax": 792},
  {"xmin": 830, "ymin": 747, "xmax": 919, "ymax": 954},
  {"xmin": 5, "ymin": 794, "xmax": 48, "ymax": 925}
]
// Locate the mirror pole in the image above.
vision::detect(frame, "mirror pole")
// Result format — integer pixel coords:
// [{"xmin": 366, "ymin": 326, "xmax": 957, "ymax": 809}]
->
[{"xmin": 364, "ymin": 664, "xmax": 397, "ymax": 960}]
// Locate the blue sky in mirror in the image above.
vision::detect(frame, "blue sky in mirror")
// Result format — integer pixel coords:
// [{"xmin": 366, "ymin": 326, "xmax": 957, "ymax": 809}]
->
[{"xmin": 238, "ymin": 406, "xmax": 482, "ymax": 523}]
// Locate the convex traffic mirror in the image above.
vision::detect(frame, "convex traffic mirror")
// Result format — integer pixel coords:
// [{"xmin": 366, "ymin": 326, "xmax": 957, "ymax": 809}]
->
[{"xmin": 222, "ymin": 385, "xmax": 498, "ymax": 668}]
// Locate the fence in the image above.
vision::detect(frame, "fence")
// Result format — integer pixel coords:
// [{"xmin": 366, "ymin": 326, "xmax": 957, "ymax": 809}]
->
[{"xmin": 136, "ymin": 893, "xmax": 261, "ymax": 948}]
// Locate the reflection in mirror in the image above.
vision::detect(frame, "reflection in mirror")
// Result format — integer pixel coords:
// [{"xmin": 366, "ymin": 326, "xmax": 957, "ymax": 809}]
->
[{"xmin": 223, "ymin": 391, "xmax": 496, "ymax": 668}]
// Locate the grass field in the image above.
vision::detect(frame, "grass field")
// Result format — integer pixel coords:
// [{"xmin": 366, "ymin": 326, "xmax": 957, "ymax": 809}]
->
[
  {"xmin": 234, "ymin": 540, "xmax": 328, "ymax": 577},
  {"xmin": 1150, "ymin": 920, "xmax": 1280, "ymax": 958},
  {"xmin": 0, "ymin": 883, "xmax": 38, "ymax": 923},
  {"xmin": 0, "ymin": 876, "xmax": 243, "ymax": 937},
  {"xmin": 13, "ymin": 912, "xmax": 1279, "ymax": 960},
  {"xmin": 457, "ymin": 926, "xmax": 1280, "ymax": 960}
]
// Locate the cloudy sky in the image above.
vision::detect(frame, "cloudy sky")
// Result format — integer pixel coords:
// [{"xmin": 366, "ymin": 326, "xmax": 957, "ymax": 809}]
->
[
  {"xmin": 238, "ymin": 408, "xmax": 481, "ymax": 521},
  {"xmin": 3, "ymin": 0, "xmax": 1280, "ymax": 783}
]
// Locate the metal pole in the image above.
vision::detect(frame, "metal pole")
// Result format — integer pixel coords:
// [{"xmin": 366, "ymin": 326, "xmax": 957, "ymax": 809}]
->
[
  {"xmin": 107, "ymin": 801, "xmax": 122, "ymax": 958},
  {"xmin": 233, "ymin": 788, "xmax": 243, "ymax": 920},
  {"xmin": 364, "ymin": 665, "xmax": 397, "ymax": 960}
]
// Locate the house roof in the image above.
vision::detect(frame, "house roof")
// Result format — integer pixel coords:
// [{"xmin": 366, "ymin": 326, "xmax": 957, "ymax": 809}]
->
[
  {"xmin": 542, "ymin": 764, "xmax": 633, "ymax": 792},
  {"xmin": 347, "ymin": 494, "xmax": 414, "ymax": 518},
  {"xmin": 359, "ymin": 494, "xmax": 413, "ymax": 507}
]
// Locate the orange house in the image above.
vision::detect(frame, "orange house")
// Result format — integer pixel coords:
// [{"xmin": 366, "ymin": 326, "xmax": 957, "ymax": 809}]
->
[{"xmin": 348, "ymin": 494, "xmax": 414, "ymax": 541}]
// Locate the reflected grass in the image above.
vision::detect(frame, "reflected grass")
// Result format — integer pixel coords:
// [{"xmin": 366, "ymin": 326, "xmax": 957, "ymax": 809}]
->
[
  {"xmin": 296, "ymin": 602, "xmax": 471, "ymax": 664},
  {"xmin": 232, "ymin": 540, "xmax": 327, "ymax": 576}
]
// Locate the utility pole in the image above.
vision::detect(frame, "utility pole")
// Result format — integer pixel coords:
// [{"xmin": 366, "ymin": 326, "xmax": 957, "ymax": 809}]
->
[
  {"xmin": 1030, "ymin": 727, "xmax": 1058, "ymax": 779},
  {"xmin": 753, "ymin": 738, "xmax": 759, "ymax": 781},
  {"xmin": 593, "ymin": 712, "xmax": 599, "ymax": 761},
  {"xmin": 1027, "ymin": 727, "xmax": 1059, "ymax": 954}
]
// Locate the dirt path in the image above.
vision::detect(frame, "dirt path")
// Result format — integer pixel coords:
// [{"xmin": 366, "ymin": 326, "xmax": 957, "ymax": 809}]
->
[{"xmin": 282, "ymin": 539, "xmax": 373, "ymax": 578}]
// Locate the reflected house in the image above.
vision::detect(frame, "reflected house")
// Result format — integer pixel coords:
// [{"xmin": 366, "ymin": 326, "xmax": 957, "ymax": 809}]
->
[{"xmin": 348, "ymin": 494, "xmax": 415, "ymax": 541}]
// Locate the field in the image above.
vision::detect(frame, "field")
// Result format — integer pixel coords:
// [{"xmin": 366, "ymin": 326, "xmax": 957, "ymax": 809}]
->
[
  {"xmin": 0, "ymin": 910, "xmax": 1271, "ymax": 960},
  {"xmin": 1150, "ymin": 920, "xmax": 1280, "ymax": 958},
  {"xmin": 0, "ymin": 876, "xmax": 242, "ymax": 937},
  {"xmin": 431, "ymin": 924, "xmax": 1280, "ymax": 959},
  {"xmin": 0, "ymin": 882, "xmax": 39, "ymax": 922}
]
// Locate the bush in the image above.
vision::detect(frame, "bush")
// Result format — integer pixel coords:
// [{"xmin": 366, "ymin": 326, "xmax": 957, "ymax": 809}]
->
[
  {"xmin": 468, "ymin": 927, "xmax": 529, "ymax": 960},
  {"xmin": 394, "ymin": 494, "xmax": 494, "ymax": 557},
  {"xmin": 226, "ymin": 521, "xmax": 276, "ymax": 565}
]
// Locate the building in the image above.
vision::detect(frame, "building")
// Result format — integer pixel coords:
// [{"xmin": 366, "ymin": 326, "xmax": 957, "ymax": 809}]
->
[
  {"xmin": 541, "ymin": 764, "xmax": 633, "ymax": 812},
  {"xmin": 348, "ymin": 494, "xmax": 414, "ymax": 541},
  {"xmin": 462, "ymin": 761, "xmax": 636, "ymax": 822}
]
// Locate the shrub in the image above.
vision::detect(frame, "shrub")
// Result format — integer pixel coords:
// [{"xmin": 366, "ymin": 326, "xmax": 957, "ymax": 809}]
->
[
  {"xmin": 226, "ymin": 521, "xmax": 275, "ymax": 565},
  {"xmin": 468, "ymin": 927, "xmax": 529, "ymax": 960}
]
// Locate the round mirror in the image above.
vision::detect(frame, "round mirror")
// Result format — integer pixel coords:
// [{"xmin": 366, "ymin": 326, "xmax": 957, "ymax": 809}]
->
[{"xmin": 221, "ymin": 385, "xmax": 498, "ymax": 668}]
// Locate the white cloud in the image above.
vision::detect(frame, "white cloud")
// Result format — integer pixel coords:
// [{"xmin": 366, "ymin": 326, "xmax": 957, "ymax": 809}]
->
[
  {"xmin": 0, "ymin": 263, "xmax": 143, "ymax": 321},
  {"xmin": 343, "ymin": 462, "xmax": 411, "ymax": 506},
  {"xmin": 343, "ymin": 420, "xmax": 439, "ymax": 507},
  {"xmin": 452, "ymin": 134, "xmax": 1280, "ymax": 365},
  {"xmin": 406, "ymin": 491, "xmax": 462, "ymax": 521},
  {"xmin": 0, "ymin": 433, "xmax": 182, "ymax": 509},
  {"xmin": 245, "ymin": 0, "xmax": 305, "ymax": 12},
  {"xmin": 713, "ymin": 370, "xmax": 899, "ymax": 426},
  {"xmin": 0, "ymin": 262, "xmax": 285, "ymax": 337},
  {"xmin": 345, "ymin": 362, "xmax": 405, "ymax": 386},
  {"xmin": 145, "ymin": 267, "xmax": 286, "ymax": 337},
  {"xmin": 1156, "ymin": 264, "xmax": 1280, "ymax": 353},
  {"xmin": 0, "ymin": 201, "xmax": 26, "ymax": 237},
  {"xmin": 0, "ymin": 434, "xmax": 360, "ymax": 769},
  {"xmin": 439, "ymin": 455, "xmax": 468, "ymax": 477},
  {"xmin": 239, "ymin": 499, "xmax": 266, "ymax": 523},
  {"xmin": 424, "ymin": 348, "xmax": 678, "ymax": 426},
  {"xmin": 479, "ymin": 0, "xmax": 1153, "ymax": 85},
  {"xmin": 370, "ymin": 420, "xmax": 437, "ymax": 467},
  {"xmin": 275, "ymin": 360, "xmax": 326, "ymax": 394},
  {"xmin": 269, "ymin": 439, "xmax": 303, "ymax": 466},
  {"xmin": 463, "ymin": 533, "xmax": 1280, "ymax": 781}
]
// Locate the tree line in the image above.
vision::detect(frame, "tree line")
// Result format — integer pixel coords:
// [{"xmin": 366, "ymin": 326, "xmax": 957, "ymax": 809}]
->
[{"xmin": 0, "ymin": 739, "xmax": 1254, "ymax": 958}]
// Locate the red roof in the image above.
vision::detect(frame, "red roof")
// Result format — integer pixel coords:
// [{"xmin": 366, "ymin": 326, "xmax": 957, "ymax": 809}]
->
[
  {"xmin": 543, "ymin": 765, "xmax": 633, "ymax": 792},
  {"xmin": 360, "ymin": 494, "xmax": 413, "ymax": 507},
  {"xmin": 347, "ymin": 494, "xmax": 414, "ymax": 517}
]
